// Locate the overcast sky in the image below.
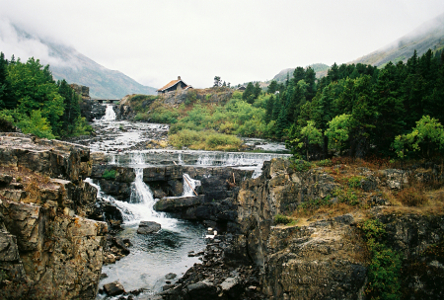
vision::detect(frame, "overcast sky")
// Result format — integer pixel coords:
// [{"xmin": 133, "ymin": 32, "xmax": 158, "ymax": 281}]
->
[{"xmin": 1, "ymin": 0, "xmax": 444, "ymax": 88}]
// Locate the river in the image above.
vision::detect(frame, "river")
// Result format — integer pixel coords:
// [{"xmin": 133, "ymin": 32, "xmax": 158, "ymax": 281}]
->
[{"xmin": 90, "ymin": 105, "xmax": 290, "ymax": 299}]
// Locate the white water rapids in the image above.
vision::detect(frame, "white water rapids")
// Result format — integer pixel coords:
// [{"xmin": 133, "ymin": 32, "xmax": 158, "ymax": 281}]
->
[{"xmin": 89, "ymin": 104, "xmax": 290, "ymax": 298}]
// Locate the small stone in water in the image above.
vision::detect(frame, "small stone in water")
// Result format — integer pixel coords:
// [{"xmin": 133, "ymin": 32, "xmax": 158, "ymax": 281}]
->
[{"xmin": 165, "ymin": 273, "xmax": 177, "ymax": 280}]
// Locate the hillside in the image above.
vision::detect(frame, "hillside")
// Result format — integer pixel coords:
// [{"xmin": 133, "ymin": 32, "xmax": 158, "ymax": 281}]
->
[
  {"xmin": 1, "ymin": 23, "xmax": 156, "ymax": 99},
  {"xmin": 272, "ymin": 63, "xmax": 330, "ymax": 83},
  {"xmin": 351, "ymin": 12, "xmax": 444, "ymax": 67},
  {"xmin": 272, "ymin": 12, "xmax": 444, "ymax": 81}
]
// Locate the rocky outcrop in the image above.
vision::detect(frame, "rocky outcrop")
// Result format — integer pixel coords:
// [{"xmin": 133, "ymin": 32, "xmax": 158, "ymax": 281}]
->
[
  {"xmin": 0, "ymin": 133, "xmax": 106, "ymax": 300},
  {"xmin": 80, "ymin": 100, "xmax": 107, "ymax": 122},
  {"xmin": 70, "ymin": 83, "xmax": 91, "ymax": 100},
  {"xmin": 164, "ymin": 158, "xmax": 444, "ymax": 300},
  {"xmin": 90, "ymin": 165, "xmax": 135, "ymax": 200},
  {"xmin": 377, "ymin": 213, "xmax": 444, "ymax": 299},
  {"xmin": 161, "ymin": 88, "xmax": 233, "ymax": 106}
]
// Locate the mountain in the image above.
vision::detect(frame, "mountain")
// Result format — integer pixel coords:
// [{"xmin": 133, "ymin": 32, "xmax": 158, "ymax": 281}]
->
[
  {"xmin": 46, "ymin": 42, "xmax": 157, "ymax": 99},
  {"xmin": 271, "ymin": 12, "xmax": 444, "ymax": 82},
  {"xmin": 0, "ymin": 22, "xmax": 156, "ymax": 99},
  {"xmin": 272, "ymin": 63, "xmax": 330, "ymax": 83},
  {"xmin": 351, "ymin": 12, "xmax": 444, "ymax": 67}
]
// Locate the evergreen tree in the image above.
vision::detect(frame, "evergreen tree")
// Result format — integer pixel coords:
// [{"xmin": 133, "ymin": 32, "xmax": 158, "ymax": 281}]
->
[
  {"xmin": 267, "ymin": 80, "xmax": 278, "ymax": 94},
  {"xmin": 242, "ymin": 82, "xmax": 255, "ymax": 104},
  {"xmin": 0, "ymin": 52, "xmax": 9, "ymax": 109},
  {"xmin": 304, "ymin": 67, "xmax": 317, "ymax": 101},
  {"xmin": 293, "ymin": 67, "xmax": 305, "ymax": 83},
  {"xmin": 328, "ymin": 63, "xmax": 340, "ymax": 82},
  {"xmin": 58, "ymin": 80, "xmax": 81, "ymax": 136},
  {"xmin": 265, "ymin": 95, "xmax": 275, "ymax": 124},
  {"xmin": 253, "ymin": 82, "xmax": 261, "ymax": 99}
]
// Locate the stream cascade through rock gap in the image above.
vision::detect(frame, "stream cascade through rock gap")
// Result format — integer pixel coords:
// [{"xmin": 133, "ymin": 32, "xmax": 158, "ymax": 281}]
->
[{"xmin": 88, "ymin": 104, "xmax": 290, "ymax": 299}]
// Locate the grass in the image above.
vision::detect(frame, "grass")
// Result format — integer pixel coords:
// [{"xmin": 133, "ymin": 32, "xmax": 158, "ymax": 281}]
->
[
  {"xmin": 169, "ymin": 129, "xmax": 242, "ymax": 151},
  {"xmin": 284, "ymin": 156, "xmax": 444, "ymax": 221}
]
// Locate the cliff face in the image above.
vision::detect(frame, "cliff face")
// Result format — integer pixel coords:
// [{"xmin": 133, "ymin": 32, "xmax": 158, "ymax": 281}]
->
[
  {"xmin": 0, "ymin": 133, "xmax": 106, "ymax": 300},
  {"xmin": 234, "ymin": 159, "xmax": 444, "ymax": 300},
  {"xmin": 160, "ymin": 158, "xmax": 444, "ymax": 300}
]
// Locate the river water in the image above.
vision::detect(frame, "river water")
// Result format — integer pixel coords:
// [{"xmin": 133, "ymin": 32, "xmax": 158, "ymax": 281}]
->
[{"xmin": 91, "ymin": 105, "xmax": 290, "ymax": 298}]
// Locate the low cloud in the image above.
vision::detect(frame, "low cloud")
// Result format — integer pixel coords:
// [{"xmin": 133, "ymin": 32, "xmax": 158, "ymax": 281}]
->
[{"xmin": 0, "ymin": 18, "xmax": 78, "ymax": 70}]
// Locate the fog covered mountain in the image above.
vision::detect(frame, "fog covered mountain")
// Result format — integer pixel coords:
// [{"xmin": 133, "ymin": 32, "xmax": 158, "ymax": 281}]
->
[{"xmin": 0, "ymin": 20, "xmax": 156, "ymax": 98}]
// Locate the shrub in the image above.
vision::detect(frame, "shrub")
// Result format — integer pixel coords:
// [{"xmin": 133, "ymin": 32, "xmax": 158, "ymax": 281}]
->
[
  {"xmin": 348, "ymin": 176, "xmax": 364, "ymax": 188},
  {"xmin": 358, "ymin": 219, "xmax": 402, "ymax": 300},
  {"xmin": 290, "ymin": 159, "xmax": 313, "ymax": 172},
  {"xmin": 102, "ymin": 169, "xmax": 117, "ymax": 180},
  {"xmin": 18, "ymin": 110, "xmax": 55, "ymax": 139},
  {"xmin": 274, "ymin": 214, "xmax": 291, "ymax": 225},
  {"xmin": 315, "ymin": 159, "xmax": 333, "ymax": 167}
]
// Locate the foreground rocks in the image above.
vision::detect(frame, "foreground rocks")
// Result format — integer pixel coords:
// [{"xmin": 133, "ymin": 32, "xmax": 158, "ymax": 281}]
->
[
  {"xmin": 137, "ymin": 221, "xmax": 161, "ymax": 234},
  {"xmin": 0, "ymin": 133, "xmax": 106, "ymax": 300}
]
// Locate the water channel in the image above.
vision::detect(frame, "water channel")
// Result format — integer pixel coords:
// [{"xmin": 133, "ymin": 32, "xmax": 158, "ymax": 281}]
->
[{"xmin": 90, "ymin": 105, "xmax": 290, "ymax": 299}]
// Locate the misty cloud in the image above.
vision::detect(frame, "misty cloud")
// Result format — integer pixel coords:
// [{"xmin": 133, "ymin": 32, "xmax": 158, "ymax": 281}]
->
[{"xmin": 0, "ymin": 18, "xmax": 79, "ymax": 70}]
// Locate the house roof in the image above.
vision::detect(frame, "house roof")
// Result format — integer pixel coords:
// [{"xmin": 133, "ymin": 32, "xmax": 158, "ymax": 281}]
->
[
  {"xmin": 157, "ymin": 79, "xmax": 181, "ymax": 92},
  {"xmin": 157, "ymin": 76, "xmax": 191, "ymax": 92}
]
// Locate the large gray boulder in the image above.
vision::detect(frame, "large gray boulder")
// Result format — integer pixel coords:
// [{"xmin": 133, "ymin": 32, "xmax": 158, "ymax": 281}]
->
[{"xmin": 137, "ymin": 221, "xmax": 161, "ymax": 234}]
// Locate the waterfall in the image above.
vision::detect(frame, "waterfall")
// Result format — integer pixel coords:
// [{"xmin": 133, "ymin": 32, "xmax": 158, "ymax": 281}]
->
[
  {"xmin": 86, "ymin": 153, "xmax": 170, "ymax": 226},
  {"xmin": 182, "ymin": 174, "xmax": 201, "ymax": 197},
  {"xmin": 102, "ymin": 104, "xmax": 116, "ymax": 121}
]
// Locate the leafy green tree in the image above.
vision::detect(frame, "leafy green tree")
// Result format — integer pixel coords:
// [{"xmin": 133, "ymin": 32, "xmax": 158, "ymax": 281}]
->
[
  {"xmin": 325, "ymin": 114, "xmax": 352, "ymax": 155},
  {"xmin": 286, "ymin": 121, "xmax": 322, "ymax": 160},
  {"xmin": 393, "ymin": 115, "xmax": 444, "ymax": 160},
  {"xmin": 18, "ymin": 110, "xmax": 55, "ymax": 139},
  {"xmin": 7, "ymin": 57, "xmax": 64, "ymax": 135}
]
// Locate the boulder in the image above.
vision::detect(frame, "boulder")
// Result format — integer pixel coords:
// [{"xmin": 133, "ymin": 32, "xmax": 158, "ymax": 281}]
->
[
  {"xmin": 103, "ymin": 281, "xmax": 125, "ymax": 296},
  {"xmin": 137, "ymin": 221, "xmax": 161, "ymax": 234}
]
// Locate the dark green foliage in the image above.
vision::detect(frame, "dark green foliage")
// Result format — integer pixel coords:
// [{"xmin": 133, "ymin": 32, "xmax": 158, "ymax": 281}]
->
[
  {"xmin": 284, "ymin": 49, "xmax": 444, "ymax": 160},
  {"xmin": 265, "ymin": 95, "xmax": 275, "ymax": 124},
  {"xmin": 0, "ymin": 117, "xmax": 15, "ymax": 132},
  {"xmin": 58, "ymin": 79, "xmax": 82, "ymax": 136},
  {"xmin": 267, "ymin": 80, "xmax": 278, "ymax": 94},
  {"xmin": 102, "ymin": 169, "xmax": 117, "ymax": 180},
  {"xmin": 0, "ymin": 52, "xmax": 93, "ymax": 139},
  {"xmin": 358, "ymin": 219, "xmax": 402, "ymax": 300}
]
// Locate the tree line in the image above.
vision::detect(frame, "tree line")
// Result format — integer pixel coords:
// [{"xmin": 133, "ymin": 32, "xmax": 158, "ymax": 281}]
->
[
  {"xmin": 0, "ymin": 52, "xmax": 92, "ymax": 138},
  {"xmin": 260, "ymin": 49, "xmax": 444, "ymax": 161}
]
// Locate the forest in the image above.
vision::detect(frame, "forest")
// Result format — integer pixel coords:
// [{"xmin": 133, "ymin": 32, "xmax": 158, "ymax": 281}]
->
[
  {"xmin": 1, "ymin": 48, "xmax": 443, "ymax": 163},
  {"xmin": 140, "ymin": 48, "xmax": 444, "ymax": 162},
  {"xmin": 0, "ymin": 52, "xmax": 92, "ymax": 139}
]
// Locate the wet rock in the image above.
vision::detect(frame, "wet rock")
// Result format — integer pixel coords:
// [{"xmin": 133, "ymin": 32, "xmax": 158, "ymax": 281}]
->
[
  {"xmin": 186, "ymin": 281, "xmax": 217, "ymax": 299},
  {"xmin": 103, "ymin": 281, "xmax": 125, "ymax": 296},
  {"xmin": 165, "ymin": 273, "xmax": 177, "ymax": 280},
  {"xmin": 154, "ymin": 195, "xmax": 204, "ymax": 212},
  {"xmin": 137, "ymin": 221, "xmax": 161, "ymax": 234}
]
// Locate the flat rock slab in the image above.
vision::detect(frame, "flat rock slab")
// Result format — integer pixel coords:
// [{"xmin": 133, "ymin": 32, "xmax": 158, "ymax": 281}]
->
[
  {"xmin": 103, "ymin": 280, "xmax": 125, "ymax": 296},
  {"xmin": 137, "ymin": 221, "xmax": 161, "ymax": 234}
]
